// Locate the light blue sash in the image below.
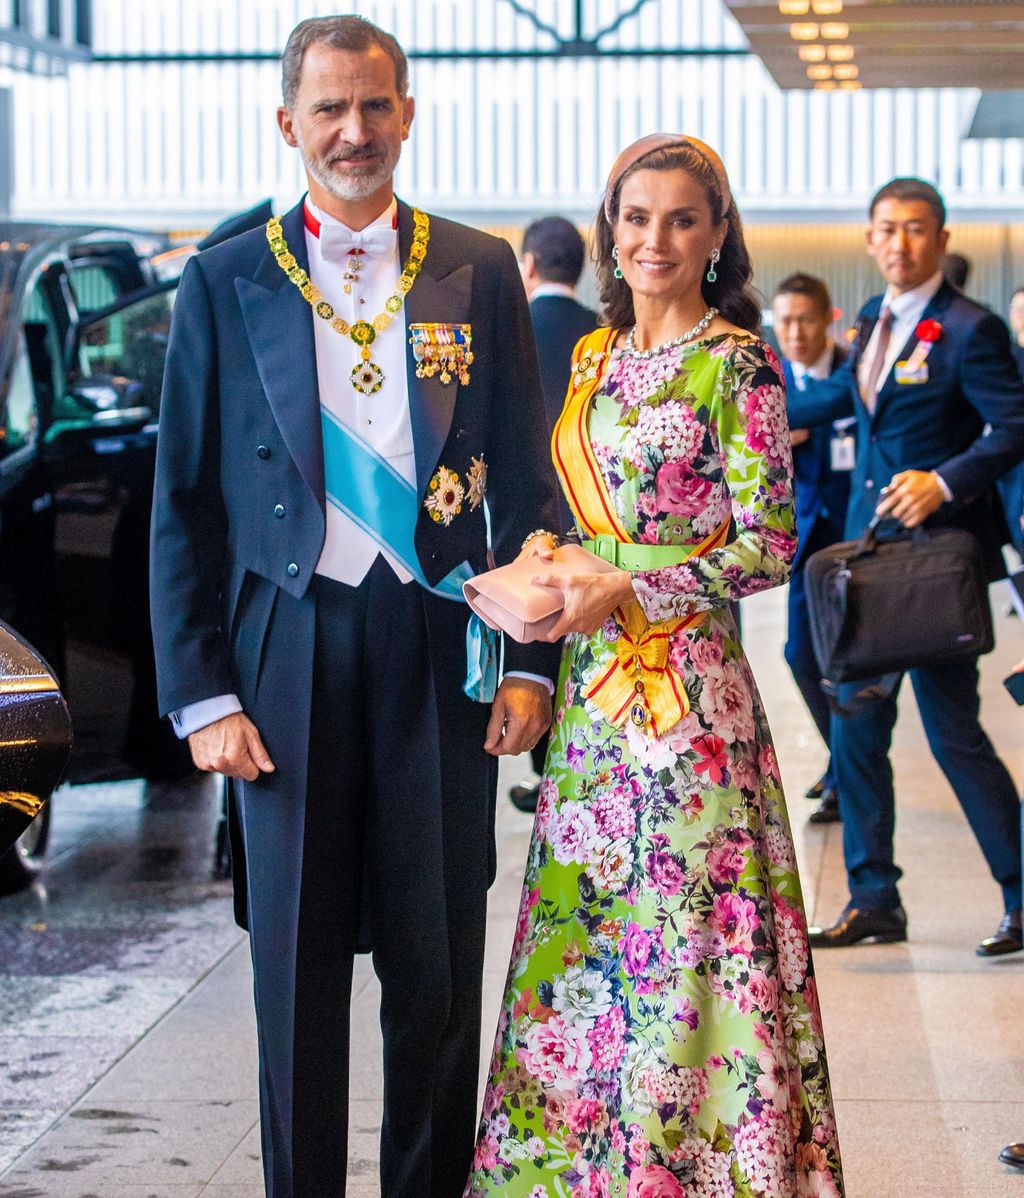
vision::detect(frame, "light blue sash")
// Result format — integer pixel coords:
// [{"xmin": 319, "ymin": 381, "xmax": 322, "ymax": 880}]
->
[{"xmin": 320, "ymin": 406, "xmax": 498, "ymax": 702}]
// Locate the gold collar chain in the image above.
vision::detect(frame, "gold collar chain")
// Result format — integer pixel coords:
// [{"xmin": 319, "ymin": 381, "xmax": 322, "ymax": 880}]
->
[{"xmin": 266, "ymin": 209, "xmax": 430, "ymax": 395}]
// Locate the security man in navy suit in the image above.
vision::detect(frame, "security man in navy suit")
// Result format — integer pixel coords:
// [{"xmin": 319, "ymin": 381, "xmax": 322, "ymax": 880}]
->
[
  {"xmin": 788, "ymin": 178, "xmax": 1024, "ymax": 955},
  {"xmin": 772, "ymin": 273, "xmax": 851, "ymax": 825},
  {"xmin": 507, "ymin": 216, "xmax": 597, "ymax": 815},
  {"xmin": 149, "ymin": 16, "xmax": 559, "ymax": 1198}
]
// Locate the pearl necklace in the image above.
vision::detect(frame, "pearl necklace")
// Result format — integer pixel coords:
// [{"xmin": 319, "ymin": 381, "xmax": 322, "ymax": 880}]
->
[{"xmin": 623, "ymin": 307, "xmax": 719, "ymax": 358}]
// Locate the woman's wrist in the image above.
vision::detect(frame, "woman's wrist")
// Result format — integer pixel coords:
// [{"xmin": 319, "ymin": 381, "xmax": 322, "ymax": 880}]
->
[{"xmin": 521, "ymin": 528, "xmax": 559, "ymax": 552}]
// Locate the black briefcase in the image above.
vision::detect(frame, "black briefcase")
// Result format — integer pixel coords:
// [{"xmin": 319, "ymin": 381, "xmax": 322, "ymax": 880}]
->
[{"xmin": 804, "ymin": 519, "xmax": 993, "ymax": 711}]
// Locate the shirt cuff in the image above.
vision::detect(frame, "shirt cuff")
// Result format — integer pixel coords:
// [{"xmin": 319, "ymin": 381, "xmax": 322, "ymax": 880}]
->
[
  {"xmin": 170, "ymin": 694, "xmax": 244, "ymax": 738},
  {"xmin": 505, "ymin": 670, "xmax": 555, "ymax": 697},
  {"xmin": 931, "ymin": 470, "xmax": 953, "ymax": 503}
]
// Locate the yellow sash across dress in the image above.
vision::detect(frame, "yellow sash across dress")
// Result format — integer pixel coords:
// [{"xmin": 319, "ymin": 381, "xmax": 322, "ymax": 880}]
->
[{"xmin": 551, "ymin": 328, "xmax": 730, "ymax": 738}]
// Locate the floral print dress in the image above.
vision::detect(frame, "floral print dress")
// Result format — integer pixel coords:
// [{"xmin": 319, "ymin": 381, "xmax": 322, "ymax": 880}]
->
[{"xmin": 466, "ymin": 335, "xmax": 844, "ymax": 1198}]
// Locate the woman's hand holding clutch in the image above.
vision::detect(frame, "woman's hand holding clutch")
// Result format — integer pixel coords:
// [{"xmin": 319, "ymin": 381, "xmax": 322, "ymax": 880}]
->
[{"xmin": 528, "ymin": 539, "xmax": 635, "ymax": 639}]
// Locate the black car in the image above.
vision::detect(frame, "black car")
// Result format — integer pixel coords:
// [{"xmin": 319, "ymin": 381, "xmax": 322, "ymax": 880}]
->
[
  {"xmin": 0, "ymin": 222, "xmax": 193, "ymax": 788},
  {"xmin": 0, "ymin": 619, "xmax": 72, "ymax": 893}
]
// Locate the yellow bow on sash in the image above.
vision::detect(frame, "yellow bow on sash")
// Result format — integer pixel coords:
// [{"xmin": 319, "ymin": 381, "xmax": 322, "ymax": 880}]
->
[{"xmin": 552, "ymin": 329, "xmax": 730, "ymax": 737}]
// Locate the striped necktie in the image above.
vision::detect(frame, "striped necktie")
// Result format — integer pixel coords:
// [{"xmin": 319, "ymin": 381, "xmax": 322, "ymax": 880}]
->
[{"xmin": 861, "ymin": 306, "xmax": 894, "ymax": 412}]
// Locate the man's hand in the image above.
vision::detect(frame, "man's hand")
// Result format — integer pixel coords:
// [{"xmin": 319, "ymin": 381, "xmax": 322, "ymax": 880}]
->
[
  {"xmin": 484, "ymin": 677, "xmax": 552, "ymax": 757},
  {"xmin": 188, "ymin": 712, "xmax": 276, "ymax": 781},
  {"xmin": 875, "ymin": 469, "xmax": 946, "ymax": 529},
  {"xmin": 790, "ymin": 428, "xmax": 811, "ymax": 448}
]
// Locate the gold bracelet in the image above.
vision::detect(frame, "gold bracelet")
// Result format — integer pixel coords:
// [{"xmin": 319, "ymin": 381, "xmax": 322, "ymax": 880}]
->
[{"xmin": 521, "ymin": 528, "xmax": 555, "ymax": 551}]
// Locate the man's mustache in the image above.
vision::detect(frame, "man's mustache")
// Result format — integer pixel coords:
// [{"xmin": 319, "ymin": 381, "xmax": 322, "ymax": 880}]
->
[{"xmin": 327, "ymin": 143, "xmax": 383, "ymax": 165}]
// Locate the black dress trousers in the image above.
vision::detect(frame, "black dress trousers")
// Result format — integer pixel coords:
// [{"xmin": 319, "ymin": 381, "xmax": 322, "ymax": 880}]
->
[{"xmin": 237, "ymin": 557, "xmax": 495, "ymax": 1198}]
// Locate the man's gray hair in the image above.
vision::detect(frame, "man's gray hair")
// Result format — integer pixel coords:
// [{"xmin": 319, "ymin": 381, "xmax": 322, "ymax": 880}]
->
[{"xmin": 281, "ymin": 15, "xmax": 409, "ymax": 108}]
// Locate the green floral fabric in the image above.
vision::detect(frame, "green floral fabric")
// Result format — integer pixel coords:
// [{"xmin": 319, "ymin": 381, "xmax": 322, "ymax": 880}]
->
[{"xmin": 466, "ymin": 336, "xmax": 844, "ymax": 1198}]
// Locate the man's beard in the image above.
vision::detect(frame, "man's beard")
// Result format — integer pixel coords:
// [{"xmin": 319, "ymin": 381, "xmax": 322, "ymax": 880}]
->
[{"xmin": 299, "ymin": 137, "xmax": 400, "ymax": 202}]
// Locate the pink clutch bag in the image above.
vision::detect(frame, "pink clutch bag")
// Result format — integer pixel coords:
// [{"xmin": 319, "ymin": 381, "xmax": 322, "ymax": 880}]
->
[{"xmin": 462, "ymin": 543, "xmax": 618, "ymax": 643}]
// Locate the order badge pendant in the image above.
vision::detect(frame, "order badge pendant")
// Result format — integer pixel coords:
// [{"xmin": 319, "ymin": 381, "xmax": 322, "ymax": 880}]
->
[
  {"xmin": 351, "ymin": 361, "xmax": 384, "ymax": 395},
  {"xmin": 630, "ymin": 679, "xmax": 646, "ymax": 727}
]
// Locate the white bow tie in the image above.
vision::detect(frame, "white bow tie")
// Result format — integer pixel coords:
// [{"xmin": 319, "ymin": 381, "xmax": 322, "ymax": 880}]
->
[{"xmin": 319, "ymin": 221, "xmax": 396, "ymax": 262}]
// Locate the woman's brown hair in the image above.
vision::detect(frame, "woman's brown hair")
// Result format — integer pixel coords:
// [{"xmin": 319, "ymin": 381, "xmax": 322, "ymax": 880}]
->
[{"xmin": 594, "ymin": 142, "xmax": 761, "ymax": 335}]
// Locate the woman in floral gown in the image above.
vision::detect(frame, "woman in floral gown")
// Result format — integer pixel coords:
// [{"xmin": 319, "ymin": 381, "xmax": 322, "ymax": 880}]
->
[{"xmin": 465, "ymin": 136, "xmax": 844, "ymax": 1198}]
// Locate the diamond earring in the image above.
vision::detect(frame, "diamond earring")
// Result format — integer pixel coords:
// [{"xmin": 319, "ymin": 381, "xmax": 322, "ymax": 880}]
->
[
  {"xmin": 706, "ymin": 248, "xmax": 721, "ymax": 284},
  {"xmin": 612, "ymin": 245, "xmax": 623, "ymax": 280}
]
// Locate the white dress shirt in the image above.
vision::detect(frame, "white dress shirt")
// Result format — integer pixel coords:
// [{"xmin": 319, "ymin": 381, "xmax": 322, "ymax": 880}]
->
[
  {"xmin": 306, "ymin": 196, "xmax": 418, "ymax": 586},
  {"xmin": 791, "ymin": 342, "xmax": 836, "ymax": 387},
  {"xmin": 854, "ymin": 270, "xmax": 951, "ymax": 500},
  {"xmin": 857, "ymin": 270, "xmax": 944, "ymax": 400},
  {"xmin": 530, "ymin": 282, "xmax": 578, "ymax": 302}
]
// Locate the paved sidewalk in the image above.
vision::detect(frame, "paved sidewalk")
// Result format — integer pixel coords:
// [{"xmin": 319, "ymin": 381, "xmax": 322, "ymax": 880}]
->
[{"xmin": 2, "ymin": 586, "xmax": 1024, "ymax": 1196}]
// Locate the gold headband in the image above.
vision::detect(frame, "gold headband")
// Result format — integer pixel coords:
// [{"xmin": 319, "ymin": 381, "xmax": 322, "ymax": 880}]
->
[{"xmin": 603, "ymin": 133, "xmax": 732, "ymax": 223}]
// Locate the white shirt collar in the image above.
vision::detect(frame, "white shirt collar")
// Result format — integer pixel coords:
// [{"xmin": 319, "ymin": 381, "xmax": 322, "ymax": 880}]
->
[
  {"xmin": 304, "ymin": 194, "xmax": 399, "ymax": 238},
  {"xmin": 531, "ymin": 282, "xmax": 578, "ymax": 301},
  {"xmin": 791, "ymin": 341, "xmax": 835, "ymax": 382},
  {"xmin": 882, "ymin": 270, "xmax": 944, "ymax": 321}
]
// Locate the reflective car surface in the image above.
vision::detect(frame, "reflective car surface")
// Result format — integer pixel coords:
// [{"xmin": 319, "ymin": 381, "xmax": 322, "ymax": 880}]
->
[
  {"xmin": 0, "ymin": 619, "xmax": 72, "ymax": 893},
  {"xmin": 0, "ymin": 223, "xmax": 192, "ymax": 788}
]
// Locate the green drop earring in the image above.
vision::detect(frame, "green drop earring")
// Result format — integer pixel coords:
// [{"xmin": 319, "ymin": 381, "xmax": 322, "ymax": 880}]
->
[
  {"xmin": 706, "ymin": 247, "xmax": 721, "ymax": 284},
  {"xmin": 613, "ymin": 245, "xmax": 623, "ymax": 279}
]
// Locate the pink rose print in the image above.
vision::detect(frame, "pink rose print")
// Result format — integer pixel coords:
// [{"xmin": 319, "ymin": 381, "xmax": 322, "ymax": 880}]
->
[
  {"xmin": 620, "ymin": 921, "xmax": 654, "ymax": 975},
  {"xmin": 654, "ymin": 461, "xmax": 715, "ymax": 517},
  {"xmin": 627, "ymin": 1164, "xmax": 684, "ymax": 1198},
  {"xmin": 646, "ymin": 850, "xmax": 686, "ymax": 896},
  {"xmin": 706, "ymin": 840, "xmax": 746, "ymax": 887},
  {"xmin": 701, "ymin": 660, "xmax": 756, "ymax": 745},
  {"xmin": 708, "ymin": 892, "xmax": 761, "ymax": 955},
  {"xmin": 519, "ymin": 1016, "xmax": 593, "ymax": 1087}
]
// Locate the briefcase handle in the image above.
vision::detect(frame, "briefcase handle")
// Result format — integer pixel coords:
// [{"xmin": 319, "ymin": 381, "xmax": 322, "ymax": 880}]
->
[{"xmin": 850, "ymin": 513, "xmax": 928, "ymax": 560}]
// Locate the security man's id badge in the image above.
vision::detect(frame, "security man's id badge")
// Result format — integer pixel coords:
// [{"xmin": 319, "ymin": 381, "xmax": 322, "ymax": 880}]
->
[
  {"xmin": 894, "ymin": 359, "xmax": 928, "ymax": 385},
  {"xmin": 830, "ymin": 417, "xmax": 856, "ymax": 472}
]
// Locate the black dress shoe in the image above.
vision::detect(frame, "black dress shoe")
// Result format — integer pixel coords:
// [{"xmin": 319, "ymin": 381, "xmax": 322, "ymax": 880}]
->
[
  {"xmin": 508, "ymin": 782, "xmax": 540, "ymax": 814},
  {"xmin": 807, "ymin": 790, "xmax": 841, "ymax": 825},
  {"xmin": 808, "ymin": 904, "xmax": 907, "ymax": 948},
  {"xmin": 805, "ymin": 777, "xmax": 827, "ymax": 800},
  {"xmin": 976, "ymin": 910, "xmax": 1023, "ymax": 957},
  {"xmin": 1000, "ymin": 1143, "xmax": 1024, "ymax": 1169}
]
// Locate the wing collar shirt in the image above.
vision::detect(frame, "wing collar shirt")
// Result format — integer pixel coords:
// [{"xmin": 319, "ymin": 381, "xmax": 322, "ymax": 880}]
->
[
  {"xmin": 856, "ymin": 269, "xmax": 951, "ymax": 497},
  {"xmin": 305, "ymin": 195, "xmax": 419, "ymax": 587}
]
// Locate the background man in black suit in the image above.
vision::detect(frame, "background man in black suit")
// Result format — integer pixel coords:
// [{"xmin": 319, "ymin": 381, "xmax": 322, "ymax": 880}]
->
[
  {"xmin": 774, "ymin": 273, "xmax": 851, "ymax": 825},
  {"xmin": 520, "ymin": 215, "xmax": 597, "ymax": 436},
  {"xmin": 149, "ymin": 16, "xmax": 560, "ymax": 1198},
  {"xmin": 507, "ymin": 216, "xmax": 597, "ymax": 815},
  {"xmin": 788, "ymin": 178, "xmax": 1024, "ymax": 954}
]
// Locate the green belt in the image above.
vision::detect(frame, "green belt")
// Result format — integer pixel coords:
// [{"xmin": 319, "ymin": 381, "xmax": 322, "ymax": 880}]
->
[{"xmin": 582, "ymin": 534, "xmax": 701, "ymax": 571}]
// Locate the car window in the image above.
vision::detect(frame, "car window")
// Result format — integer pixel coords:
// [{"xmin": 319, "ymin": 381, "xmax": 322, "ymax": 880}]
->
[
  {"xmin": 69, "ymin": 264, "xmax": 121, "ymax": 316},
  {"xmin": 0, "ymin": 332, "xmax": 39, "ymax": 458},
  {"xmin": 77, "ymin": 287, "xmax": 177, "ymax": 411}
]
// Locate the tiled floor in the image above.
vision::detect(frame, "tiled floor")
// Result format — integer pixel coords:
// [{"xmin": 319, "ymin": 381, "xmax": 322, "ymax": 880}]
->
[{"xmin": 2, "ymin": 585, "xmax": 1024, "ymax": 1197}]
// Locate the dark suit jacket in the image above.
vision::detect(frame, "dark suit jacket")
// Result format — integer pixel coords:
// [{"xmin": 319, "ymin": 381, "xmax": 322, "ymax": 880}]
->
[
  {"xmin": 783, "ymin": 344, "xmax": 850, "ymax": 570},
  {"xmin": 151, "ymin": 197, "xmax": 561, "ymax": 716},
  {"xmin": 529, "ymin": 292, "xmax": 598, "ymax": 429},
  {"xmin": 787, "ymin": 280, "xmax": 1024, "ymax": 581}
]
